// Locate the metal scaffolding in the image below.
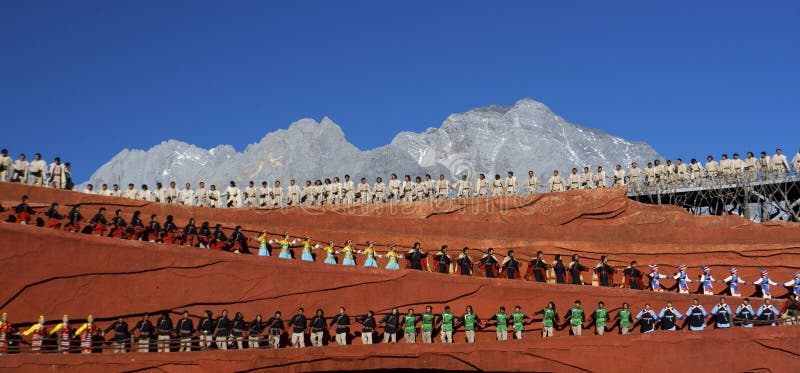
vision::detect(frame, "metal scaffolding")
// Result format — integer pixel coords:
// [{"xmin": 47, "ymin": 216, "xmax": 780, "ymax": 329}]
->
[{"xmin": 627, "ymin": 176, "xmax": 800, "ymax": 222}]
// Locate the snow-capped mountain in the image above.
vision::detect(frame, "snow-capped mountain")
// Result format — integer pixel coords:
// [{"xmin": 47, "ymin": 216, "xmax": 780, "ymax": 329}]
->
[{"xmin": 85, "ymin": 98, "xmax": 660, "ymax": 188}]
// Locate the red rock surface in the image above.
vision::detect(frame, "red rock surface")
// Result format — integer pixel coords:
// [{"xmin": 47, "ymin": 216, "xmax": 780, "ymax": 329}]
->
[
  {"xmin": 2, "ymin": 182, "xmax": 798, "ymax": 285},
  {"xmin": 0, "ymin": 182, "xmax": 798, "ymax": 372}
]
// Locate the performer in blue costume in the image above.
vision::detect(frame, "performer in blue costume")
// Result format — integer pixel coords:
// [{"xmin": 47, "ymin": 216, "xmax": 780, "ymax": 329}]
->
[
  {"xmin": 300, "ymin": 236, "xmax": 317, "ymax": 262},
  {"xmin": 342, "ymin": 240, "xmax": 356, "ymax": 266},
  {"xmin": 722, "ymin": 266, "xmax": 747, "ymax": 297},
  {"xmin": 385, "ymin": 245, "xmax": 400, "ymax": 270},
  {"xmin": 323, "ymin": 241, "xmax": 338, "ymax": 264},
  {"xmin": 672, "ymin": 264, "xmax": 693, "ymax": 294},
  {"xmin": 363, "ymin": 241, "xmax": 378, "ymax": 267}
]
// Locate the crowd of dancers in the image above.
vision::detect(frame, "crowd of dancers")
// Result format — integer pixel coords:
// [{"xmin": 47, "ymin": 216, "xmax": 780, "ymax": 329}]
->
[
  {"xmin": 2, "ymin": 147, "xmax": 800, "ymax": 209},
  {"xmin": 7, "ymin": 195, "xmax": 800, "ymax": 300},
  {"xmin": 0, "ymin": 294, "xmax": 797, "ymax": 355}
]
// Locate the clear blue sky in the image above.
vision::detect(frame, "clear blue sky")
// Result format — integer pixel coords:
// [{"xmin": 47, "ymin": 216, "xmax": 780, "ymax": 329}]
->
[{"xmin": 2, "ymin": 0, "xmax": 798, "ymax": 183}]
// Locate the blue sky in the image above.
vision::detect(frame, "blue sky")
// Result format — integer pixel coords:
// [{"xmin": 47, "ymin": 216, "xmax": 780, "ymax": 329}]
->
[{"xmin": 2, "ymin": 0, "xmax": 799, "ymax": 183}]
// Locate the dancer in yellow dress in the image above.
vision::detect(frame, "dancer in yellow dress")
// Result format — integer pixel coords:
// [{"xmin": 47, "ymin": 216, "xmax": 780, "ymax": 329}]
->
[
  {"xmin": 323, "ymin": 241, "xmax": 337, "ymax": 264},
  {"xmin": 342, "ymin": 240, "xmax": 356, "ymax": 266},
  {"xmin": 254, "ymin": 231, "xmax": 270, "ymax": 256},
  {"xmin": 301, "ymin": 236, "xmax": 318, "ymax": 262},
  {"xmin": 385, "ymin": 245, "xmax": 400, "ymax": 270},
  {"xmin": 363, "ymin": 241, "xmax": 378, "ymax": 267},
  {"xmin": 270, "ymin": 233, "xmax": 296, "ymax": 259}
]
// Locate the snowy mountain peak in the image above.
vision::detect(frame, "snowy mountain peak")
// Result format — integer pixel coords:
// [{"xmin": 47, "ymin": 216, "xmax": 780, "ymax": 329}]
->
[
  {"xmin": 286, "ymin": 118, "xmax": 321, "ymax": 132},
  {"xmin": 513, "ymin": 97, "xmax": 553, "ymax": 110},
  {"xmin": 85, "ymin": 99, "xmax": 660, "ymax": 187}
]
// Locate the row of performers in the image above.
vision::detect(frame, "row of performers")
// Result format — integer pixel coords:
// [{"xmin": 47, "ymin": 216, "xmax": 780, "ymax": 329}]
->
[
  {"xmin": 8, "ymin": 198, "xmax": 800, "ymax": 299},
  {"xmin": 255, "ymin": 239, "xmax": 799, "ymax": 301},
  {"xmin": 10, "ymin": 199, "xmax": 252, "ymax": 251},
  {"xmin": 2, "ymin": 296, "xmax": 796, "ymax": 354},
  {"xmin": 528, "ymin": 255, "xmax": 800, "ymax": 300}
]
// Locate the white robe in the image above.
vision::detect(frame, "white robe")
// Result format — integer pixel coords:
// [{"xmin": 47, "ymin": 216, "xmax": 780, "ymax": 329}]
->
[
  {"xmin": 153, "ymin": 188, "xmax": 166, "ymax": 203},
  {"xmin": 0, "ymin": 155, "xmax": 12, "ymax": 181},
  {"xmin": 356, "ymin": 182, "xmax": 371, "ymax": 203},
  {"xmin": 244, "ymin": 186, "xmax": 258, "ymax": 206},
  {"xmin": 165, "ymin": 187, "xmax": 180, "ymax": 204},
  {"xmin": 474, "ymin": 178, "xmax": 489, "ymax": 197},
  {"xmin": 179, "ymin": 189, "xmax": 194, "ymax": 205},
  {"xmin": 771, "ymin": 154, "xmax": 790, "ymax": 174},
  {"xmin": 547, "ymin": 175, "xmax": 566, "ymax": 192},
  {"xmin": 454, "ymin": 179, "xmax": 471, "ymax": 198},
  {"xmin": 792, "ymin": 152, "xmax": 800, "ymax": 173},
  {"xmin": 373, "ymin": 182, "xmax": 386, "ymax": 202},
  {"xmin": 225, "ymin": 186, "xmax": 242, "ymax": 208},
  {"xmin": 594, "ymin": 171, "xmax": 608, "ymax": 188},
  {"xmin": 436, "ymin": 179, "xmax": 449, "ymax": 199},
  {"xmin": 526, "ymin": 175, "xmax": 540, "ymax": 193},
  {"xmin": 138, "ymin": 190, "xmax": 154, "ymax": 201},
  {"xmin": 28, "ymin": 159, "xmax": 47, "ymax": 185},
  {"xmin": 388, "ymin": 179, "xmax": 402, "ymax": 200},
  {"xmin": 208, "ymin": 190, "xmax": 221, "ymax": 208},
  {"xmin": 286, "ymin": 185, "xmax": 301, "ymax": 205},
  {"xmin": 48, "ymin": 162, "xmax": 67, "ymax": 187},
  {"xmin": 11, "ymin": 160, "xmax": 28, "ymax": 183},
  {"xmin": 504, "ymin": 176, "xmax": 517, "ymax": 195},
  {"xmin": 124, "ymin": 188, "xmax": 138, "ymax": 199},
  {"xmin": 613, "ymin": 170, "xmax": 626, "ymax": 186},
  {"xmin": 567, "ymin": 174, "xmax": 581, "ymax": 189},
  {"xmin": 195, "ymin": 187, "xmax": 209, "ymax": 207}
]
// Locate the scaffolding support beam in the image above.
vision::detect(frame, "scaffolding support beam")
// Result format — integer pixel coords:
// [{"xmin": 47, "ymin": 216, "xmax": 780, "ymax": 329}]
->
[{"xmin": 626, "ymin": 176, "xmax": 800, "ymax": 222}]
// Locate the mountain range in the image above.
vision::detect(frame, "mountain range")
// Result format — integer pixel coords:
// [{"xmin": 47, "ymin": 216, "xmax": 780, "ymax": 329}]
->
[{"xmin": 85, "ymin": 98, "xmax": 661, "ymax": 188}]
